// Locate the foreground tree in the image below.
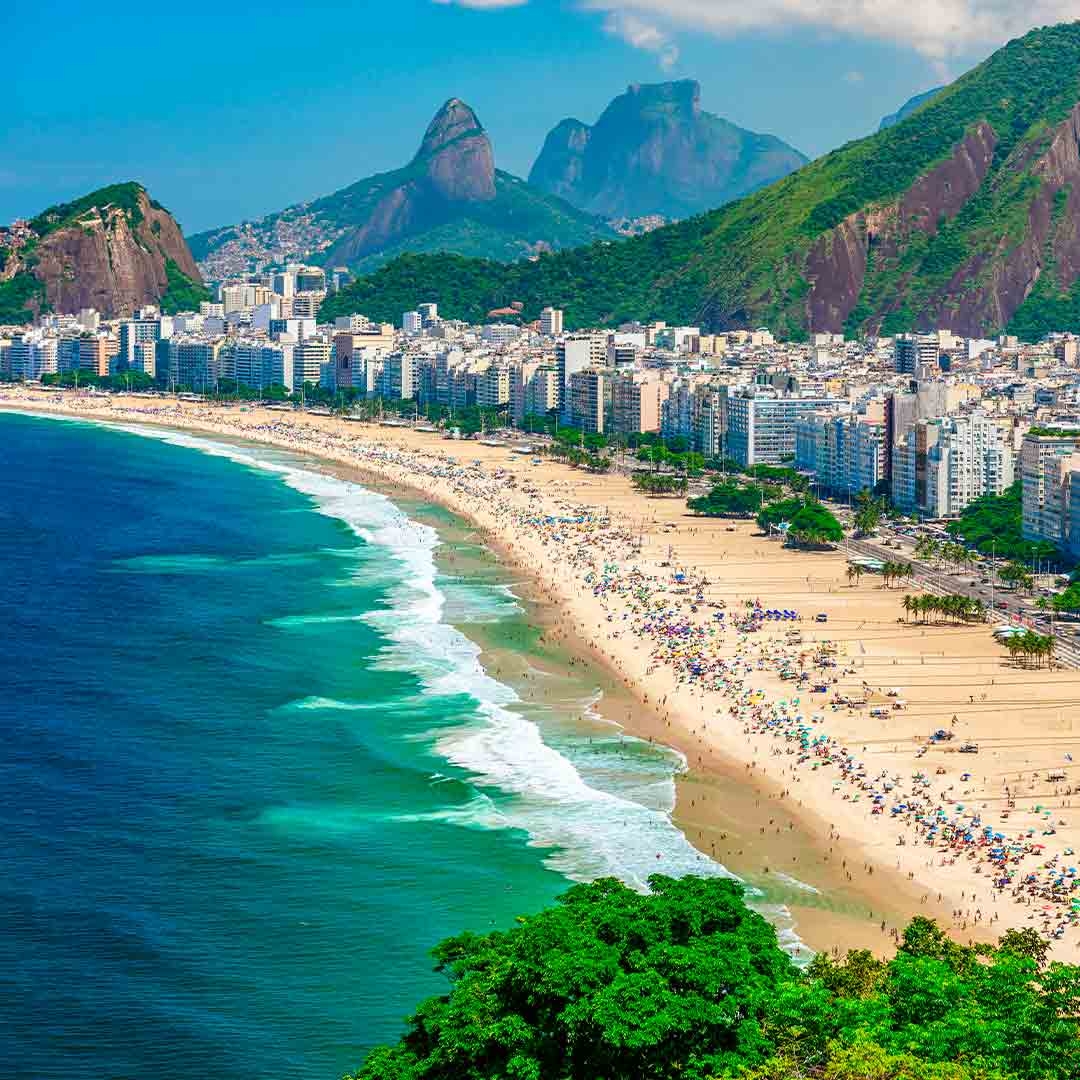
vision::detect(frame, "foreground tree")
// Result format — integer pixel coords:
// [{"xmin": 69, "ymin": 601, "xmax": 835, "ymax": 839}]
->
[{"xmin": 346, "ymin": 880, "xmax": 1080, "ymax": 1080}]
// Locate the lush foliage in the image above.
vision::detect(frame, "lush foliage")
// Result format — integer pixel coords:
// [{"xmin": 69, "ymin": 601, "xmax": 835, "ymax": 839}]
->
[
  {"xmin": 689, "ymin": 481, "xmax": 779, "ymax": 518},
  {"xmin": 756, "ymin": 496, "xmax": 806, "ymax": 533},
  {"xmin": 159, "ymin": 258, "xmax": 211, "ymax": 314},
  {"xmin": 947, "ymin": 482, "xmax": 1060, "ymax": 563},
  {"xmin": 0, "ymin": 271, "xmax": 45, "ymax": 324},
  {"xmin": 853, "ymin": 492, "xmax": 887, "ymax": 536},
  {"xmin": 785, "ymin": 500, "xmax": 844, "ymax": 547},
  {"xmin": 632, "ymin": 473, "xmax": 689, "ymax": 495},
  {"xmin": 347, "ymin": 877, "xmax": 1080, "ymax": 1080},
  {"xmin": 323, "ymin": 24, "xmax": 1080, "ymax": 337},
  {"xmin": 1052, "ymin": 582, "xmax": 1080, "ymax": 613}
]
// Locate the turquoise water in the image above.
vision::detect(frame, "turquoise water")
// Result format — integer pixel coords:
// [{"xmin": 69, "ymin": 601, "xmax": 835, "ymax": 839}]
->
[{"xmin": 0, "ymin": 412, "xmax": 724, "ymax": 1079}]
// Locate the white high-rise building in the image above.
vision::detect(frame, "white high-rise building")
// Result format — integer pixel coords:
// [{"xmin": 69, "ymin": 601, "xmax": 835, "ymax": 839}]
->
[
  {"xmin": 540, "ymin": 306, "xmax": 564, "ymax": 336},
  {"xmin": 555, "ymin": 334, "xmax": 606, "ymax": 419},
  {"xmin": 402, "ymin": 310, "xmax": 423, "ymax": 335},
  {"xmin": 292, "ymin": 339, "xmax": 331, "ymax": 392}
]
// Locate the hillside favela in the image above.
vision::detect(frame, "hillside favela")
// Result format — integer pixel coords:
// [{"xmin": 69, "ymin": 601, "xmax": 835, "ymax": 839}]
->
[{"xmin": 11, "ymin": 9, "xmax": 1080, "ymax": 1080}]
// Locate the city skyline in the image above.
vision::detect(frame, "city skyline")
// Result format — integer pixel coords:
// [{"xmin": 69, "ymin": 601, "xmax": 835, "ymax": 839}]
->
[{"xmin": 1, "ymin": 0, "xmax": 1051, "ymax": 233}]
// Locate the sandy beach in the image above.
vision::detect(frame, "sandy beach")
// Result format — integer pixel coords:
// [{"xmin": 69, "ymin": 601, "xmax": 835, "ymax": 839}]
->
[{"xmin": 8, "ymin": 385, "xmax": 1080, "ymax": 960}]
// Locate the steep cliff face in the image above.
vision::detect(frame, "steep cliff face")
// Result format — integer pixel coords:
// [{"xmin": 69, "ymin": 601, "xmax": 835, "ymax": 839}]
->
[
  {"xmin": 0, "ymin": 183, "xmax": 205, "ymax": 322},
  {"xmin": 528, "ymin": 80, "xmax": 807, "ymax": 220},
  {"xmin": 190, "ymin": 99, "xmax": 611, "ymax": 277},
  {"xmin": 529, "ymin": 119, "xmax": 592, "ymax": 204}
]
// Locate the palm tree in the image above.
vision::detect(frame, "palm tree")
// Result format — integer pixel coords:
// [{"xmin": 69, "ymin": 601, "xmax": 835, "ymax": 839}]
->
[{"xmin": 901, "ymin": 594, "xmax": 915, "ymax": 621}]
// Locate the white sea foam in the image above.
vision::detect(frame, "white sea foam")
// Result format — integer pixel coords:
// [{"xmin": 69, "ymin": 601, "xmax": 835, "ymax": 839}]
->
[{"xmin": 102, "ymin": 420, "xmax": 807, "ymax": 948}]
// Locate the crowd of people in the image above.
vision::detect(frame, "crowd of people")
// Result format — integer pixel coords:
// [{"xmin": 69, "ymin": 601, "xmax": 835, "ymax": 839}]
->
[{"xmin": 8, "ymin": 388, "xmax": 1080, "ymax": 949}]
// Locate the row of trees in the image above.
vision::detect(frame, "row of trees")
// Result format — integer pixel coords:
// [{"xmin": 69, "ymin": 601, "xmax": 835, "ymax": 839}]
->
[
  {"xmin": 1002, "ymin": 630, "xmax": 1056, "ymax": 668},
  {"xmin": 901, "ymin": 593, "xmax": 985, "ymax": 623},
  {"xmin": 847, "ymin": 560, "xmax": 915, "ymax": 588},
  {"xmin": 349, "ymin": 874, "xmax": 1080, "ymax": 1080}
]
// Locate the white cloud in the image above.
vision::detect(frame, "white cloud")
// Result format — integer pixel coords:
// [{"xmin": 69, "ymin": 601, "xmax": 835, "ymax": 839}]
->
[
  {"xmin": 843, "ymin": 69, "xmax": 864, "ymax": 83},
  {"xmin": 434, "ymin": 0, "xmax": 1080, "ymax": 73},
  {"xmin": 603, "ymin": 10, "xmax": 680, "ymax": 68},
  {"xmin": 581, "ymin": 2, "xmax": 1080, "ymax": 64}
]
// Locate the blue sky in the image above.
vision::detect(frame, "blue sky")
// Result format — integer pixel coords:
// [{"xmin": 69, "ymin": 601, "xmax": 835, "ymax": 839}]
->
[{"xmin": 1, "ymin": 1, "xmax": 1070, "ymax": 233}]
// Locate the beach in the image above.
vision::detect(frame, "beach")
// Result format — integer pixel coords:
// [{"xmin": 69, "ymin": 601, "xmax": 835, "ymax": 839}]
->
[{"xmin": 8, "ymin": 385, "xmax": 1080, "ymax": 960}]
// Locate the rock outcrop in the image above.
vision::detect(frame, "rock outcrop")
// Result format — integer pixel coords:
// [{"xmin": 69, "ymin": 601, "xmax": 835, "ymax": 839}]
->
[{"xmin": 0, "ymin": 183, "xmax": 204, "ymax": 321}]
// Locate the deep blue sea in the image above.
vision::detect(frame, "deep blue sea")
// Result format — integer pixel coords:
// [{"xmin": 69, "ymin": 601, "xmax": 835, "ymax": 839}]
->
[{"xmin": 0, "ymin": 412, "xmax": 725, "ymax": 1080}]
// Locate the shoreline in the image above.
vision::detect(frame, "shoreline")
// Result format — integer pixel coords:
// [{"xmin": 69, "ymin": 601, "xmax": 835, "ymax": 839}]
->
[{"xmin": 8, "ymin": 388, "xmax": 1080, "ymax": 959}]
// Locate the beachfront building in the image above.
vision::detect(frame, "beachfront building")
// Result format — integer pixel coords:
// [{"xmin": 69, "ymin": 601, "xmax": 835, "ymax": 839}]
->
[
  {"xmin": 568, "ymin": 367, "xmax": 611, "ymax": 435},
  {"xmin": 556, "ymin": 335, "xmax": 606, "ymax": 420},
  {"xmin": 1021, "ymin": 427, "xmax": 1080, "ymax": 546},
  {"xmin": 725, "ymin": 388, "xmax": 845, "ymax": 468},
  {"xmin": 402, "ymin": 310, "xmax": 423, "ymax": 335},
  {"xmin": 921, "ymin": 413, "xmax": 1017, "ymax": 518},
  {"xmin": 888, "ymin": 412, "xmax": 1019, "ymax": 517},
  {"xmin": 610, "ymin": 369, "xmax": 668, "ymax": 436},
  {"xmin": 291, "ymin": 339, "xmax": 332, "ymax": 392},
  {"xmin": 691, "ymin": 381, "xmax": 728, "ymax": 458},
  {"xmin": 58, "ymin": 334, "xmax": 114, "ymax": 377},
  {"xmin": 660, "ymin": 377, "xmax": 694, "ymax": 443},
  {"xmin": 164, "ymin": 336, "xmax": 224, "ymax": 391},
  {"xmin": 119, "ymin": 313, "xmax": 173, "ymax": 373},
  {"xmin": 794, "ymin": 410, "xmax": 887, "ymax": 498},
  {"xmin": 227, "ymin": 340, "xmax": 294, "ymax": 392},
  {"xmin": 379, "ymin": 351, "xmax": 419, "ymax": 401},
  {"xmin": 476, "ymin": 364, "xmax": 511, "ymax": 410},
  {"xmin": 8, "ymin": 333, "xmax": 58, "ymax": 381},
  {"xmin": 509, "ymin": 361, "xmax": 559, "ymax": 426}
]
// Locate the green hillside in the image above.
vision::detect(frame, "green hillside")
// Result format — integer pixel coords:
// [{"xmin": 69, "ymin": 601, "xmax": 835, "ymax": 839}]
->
[{"xmin": 323, "ymin": 23, "xmax": 1080, "ymax": 340}]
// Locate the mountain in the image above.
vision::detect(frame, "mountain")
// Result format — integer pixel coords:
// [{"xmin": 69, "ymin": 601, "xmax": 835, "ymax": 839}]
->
[
  {"xmin": 0, "ymin": 183, "xmax": 207, "ymax": 324},
  {"xmin": 879, "ymin": 88, "xmax": 944, "ymax": 131},
  {"xmin": 188, "ymin": 99, "xmax": 613, "ymax": 279},
  {"xmin": 527, "ymin": 80, "xmax": 808, "ymax": 221},
  {"xmin": 322, "ymin": 23, "xmax": 1080, "ymax": 342}
]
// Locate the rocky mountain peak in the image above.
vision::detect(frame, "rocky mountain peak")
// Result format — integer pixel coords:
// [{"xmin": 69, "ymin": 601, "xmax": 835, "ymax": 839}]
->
[
  {"xmin": 413, "ymin": 98, "xmax": 496, "ymax": 204},
  {"xmin": 418, "ymin": 98, "xmax": 486, "ymax": 158}
]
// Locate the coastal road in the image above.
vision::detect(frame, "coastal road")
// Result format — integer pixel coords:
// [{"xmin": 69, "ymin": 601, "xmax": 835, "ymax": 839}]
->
[{"xmin": 840, "ymin": 535, "xmax": 1080, "ymax": 670}]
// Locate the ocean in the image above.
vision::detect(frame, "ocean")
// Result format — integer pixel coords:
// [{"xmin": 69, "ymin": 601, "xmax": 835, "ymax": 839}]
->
[{"xmin": 0, "ymin": 411, "xmax": 729, "ymax": 1080}]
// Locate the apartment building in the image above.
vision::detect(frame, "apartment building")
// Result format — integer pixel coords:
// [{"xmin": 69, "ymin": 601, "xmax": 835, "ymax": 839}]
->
[
  {"xmin": 568, "ymin": 368, "xmax": 611, "ymax": 435},
  {"xmin": 476, "ymin": 364, "xmax": 511, "ymax": 410},
  {"xmin": 1020, "ymin": 427, "xmax": 1080, "ymax": 545},
  {"xmin": 228, "ymin": 340, "xmax": 293, "ymax": 392},
  {"xmin": 509, "ymin": 361, "xmax": 559, "ymax": 425},
  {"xmin": 292, "ymin": 339, "xmax": 332, "ymax": 392},
  {"xmin": 556, "ymin": 335, "xmax": 606, "ymax": 418},
  {"xmin": 539, "ymin": 307, "xmax": 563, "ymax": 336},
  {"xmin": 725, "ymin": 390, "xmax": 844, "ymax": 467},
  {"xmin": 610, "ymin": 369, "xmax": 668, "ymax": 436}
]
